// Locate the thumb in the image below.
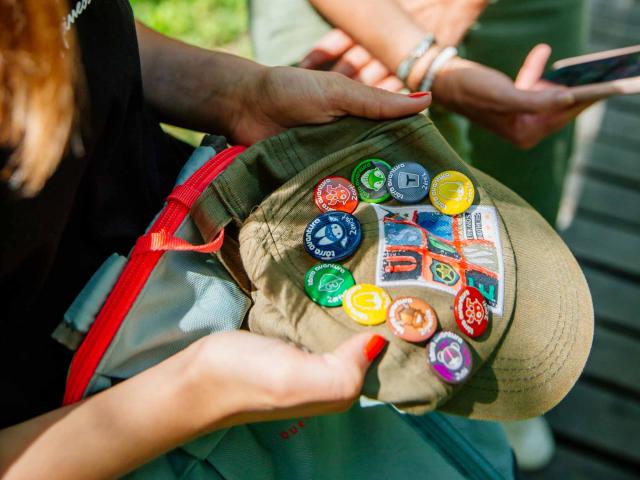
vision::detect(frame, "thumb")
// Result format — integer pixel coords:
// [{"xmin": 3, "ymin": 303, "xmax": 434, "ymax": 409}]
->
[
  {"xmin": 327, "ymin": 73, "xmax": 432, "ymax": 119},
  {"xmin": 296, "ymin": 333, "xmax": 386, "ymax": 407},
  {"xmin": 515, "ymin": 43, "xmax": 552, "ymax": 89},
  {"xmin": 332, "ymin": 333, "xmax": 387, "ymax": 375}
]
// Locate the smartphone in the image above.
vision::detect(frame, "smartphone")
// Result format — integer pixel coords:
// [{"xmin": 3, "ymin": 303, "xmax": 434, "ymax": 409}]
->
[{"xmin": 543, "ymin": 45, "xmax": 640, "ymax": 101}]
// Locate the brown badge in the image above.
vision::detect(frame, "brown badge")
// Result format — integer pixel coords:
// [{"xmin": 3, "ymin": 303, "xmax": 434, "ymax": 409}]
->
[{"xmin": 386, "ymin": 297, "xmax": 438, "ymax": 343}]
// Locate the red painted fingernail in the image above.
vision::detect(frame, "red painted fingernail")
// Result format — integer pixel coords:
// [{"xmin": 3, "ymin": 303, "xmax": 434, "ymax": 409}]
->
[
  {"xmin": 408, "ymin": 91, "xmax": 431, "ymax": 98},
  {"xmin": 364, "ymin": 335, "xmax": 387, "ymax": 362}
]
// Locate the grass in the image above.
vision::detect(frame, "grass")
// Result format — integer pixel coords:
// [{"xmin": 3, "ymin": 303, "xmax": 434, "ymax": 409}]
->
[
  {"xmin": 131, "ymin": 0, "xmax": 247, "ymax": 50},
  {"xmin": 130, "ymin": 0, "xmax": 250, "ymax": 144}
]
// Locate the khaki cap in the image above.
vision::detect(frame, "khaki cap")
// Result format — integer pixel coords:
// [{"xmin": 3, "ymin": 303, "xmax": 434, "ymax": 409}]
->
[{"xmin": 194, "ymin": 114, "xmax": 594, "ymax": 420}]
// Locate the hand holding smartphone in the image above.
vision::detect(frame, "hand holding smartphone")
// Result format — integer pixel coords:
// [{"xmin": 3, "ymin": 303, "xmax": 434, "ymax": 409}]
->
[{"xmin": 543, "ymin": 45, "xmax": 640, "ymax": 102}]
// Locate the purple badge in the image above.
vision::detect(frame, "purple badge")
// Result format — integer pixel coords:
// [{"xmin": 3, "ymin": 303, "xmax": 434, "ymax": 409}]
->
[{"xmin": 427, "ymin": 331, "xmax": 473, "ymax": 384}]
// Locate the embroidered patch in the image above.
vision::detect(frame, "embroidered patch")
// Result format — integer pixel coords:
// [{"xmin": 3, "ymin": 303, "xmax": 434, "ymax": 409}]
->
[
  {"xmin": 416, "ymin": 211, "xmax": 453, "ymax": 240},
  {"xmin": 375, "ymin": 205, "xmax": 505, "ymax": 315},
  {"xmin": 430, "ymin": 259, "xmax": 460, "ymax": 286}
]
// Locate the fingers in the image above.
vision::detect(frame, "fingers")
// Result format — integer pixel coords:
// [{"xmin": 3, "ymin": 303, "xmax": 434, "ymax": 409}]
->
[
  {"xmin": 299, "ymin": 29, "xmax": 355, "ymax": 70},
  {"xmin": 376, "ymin": 75, "xmax": 405, "ymax": 92},
  {"xmin": 326, "ymin": 72, "xmax": 431, "ymax": 119},
  {"xmin": 481, "ymin": 44, "xmax": 572, "ymax": 115},
  {"xmin": 500, "ymin": 85, "xmax": 575, "ymax": 114},
  {"xmin": 354, "ymin": 59, "xmax": 391, "ymax": 86},
  {"xmin": 332, "ymin": 45, "xmax": 373, "ymax": 78},
  {"xmin": 515, "ymin": 43, "xmax": 552, "ymax": 89}
]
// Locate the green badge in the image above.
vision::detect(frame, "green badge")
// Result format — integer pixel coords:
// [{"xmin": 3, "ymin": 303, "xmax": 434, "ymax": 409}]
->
[
  {"xmin": 304, "ymin": 263, "xmax": 355, "ymax": 307},
  {"xmin": 351, "ymin": 158, "xmax": 392, "ymax": 203}
]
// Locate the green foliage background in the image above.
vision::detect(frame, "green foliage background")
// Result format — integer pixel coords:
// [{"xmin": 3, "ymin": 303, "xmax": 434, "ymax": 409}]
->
[
  {"xmin": 130, "ymin": 0, "xmax": 250, "ymax": 144},
  {"xmin": 130, "ymin": 0, "xmax": 247, "ymax": 50}
]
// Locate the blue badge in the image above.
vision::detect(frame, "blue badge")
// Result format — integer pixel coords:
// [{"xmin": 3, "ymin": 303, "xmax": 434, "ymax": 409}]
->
[
  {"xmin": 386, "ymin": 162, "xmax": 430, "ymax": 204},
  {"xmin": 304, "ymin": 212, "xmax": 363, "ymax": 262}
]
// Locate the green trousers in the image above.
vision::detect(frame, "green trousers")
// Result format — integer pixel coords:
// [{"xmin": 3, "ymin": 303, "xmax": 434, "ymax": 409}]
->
[{"xmin": 249, "ymin": 0, "xmax": 588, "ymax": 224}]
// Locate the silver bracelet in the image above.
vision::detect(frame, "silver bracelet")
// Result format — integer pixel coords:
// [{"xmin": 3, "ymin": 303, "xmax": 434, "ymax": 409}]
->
[
  {"xmin": 418, "ymin": 46, "xmax": 458, "ymax": 92},
  {"xmin": 395, "ymin": 33, "xmax": 435, "ymax": 84}
]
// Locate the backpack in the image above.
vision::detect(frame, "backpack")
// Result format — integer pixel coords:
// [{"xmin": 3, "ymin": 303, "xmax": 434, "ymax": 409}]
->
[{"xmin": 55, "ymin": 116, "xmax": 515, "ymax": 479}]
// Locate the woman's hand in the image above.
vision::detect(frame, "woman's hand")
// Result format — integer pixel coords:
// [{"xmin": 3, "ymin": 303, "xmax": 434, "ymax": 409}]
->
[
  {"xmin": 0, "ymin": 331, "xmax": 386, "ymax": 480},
  {"xmin": 227, "ymin": 65, "xmax": 430, "ymax": 145},
  {"xmin": 431, "ymin": 44, "xmax": 592, "ymax": 148},
  {"xmin": 136, "ymin": 22, "xmax": 429, "ymax": 146},
  {"xmin": 185, "ymin": 331, "xmax": 387, "ymax": 429}
]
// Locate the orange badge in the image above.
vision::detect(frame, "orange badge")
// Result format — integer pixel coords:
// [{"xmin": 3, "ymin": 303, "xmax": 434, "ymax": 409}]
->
[{"xmin": 314, "ymin": 176, "xmax": 359, "ymax": 214}]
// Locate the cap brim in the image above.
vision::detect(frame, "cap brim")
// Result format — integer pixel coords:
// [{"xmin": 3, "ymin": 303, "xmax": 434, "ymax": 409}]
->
[{"xmin": 440, "ymin": 168, "xmax": 594, "ymax": 420}]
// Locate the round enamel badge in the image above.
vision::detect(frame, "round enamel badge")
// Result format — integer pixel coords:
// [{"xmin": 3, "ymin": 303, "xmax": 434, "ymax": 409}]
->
[
  {"xmin": 304, "ymin": 263, "xmax": 355, "ymax": 307},
  {"xmin": 351, "ymin": 158, "xmax": 392, "ymax": 203},
  {"xmin": 427, "ymin": 331, "xmax": 473, "ymax": 384},
  {"xmin": 386, "ymin": 162, "xmax": 430, "ymax": 204},
  {"xmin": 314, "ymin": 176, "xmax": 358, "ymax": 214},
  {"xmin": 429, "ymin": 170, "xmax": 475, "ymax": 216},
  {"xmin": 386, "ymin": 297, "xmax": 438, "ymax": 342},
  {"xmin": 342, "ymin": 284, "xmax": 391, "ymax": 326},
  {"xmin": 454, "ymin": 286, "xmax": 489, "ymax": 338},
  {"xmin": 303, "ymin": 212, "xmax": 362, "ymax": 262}
]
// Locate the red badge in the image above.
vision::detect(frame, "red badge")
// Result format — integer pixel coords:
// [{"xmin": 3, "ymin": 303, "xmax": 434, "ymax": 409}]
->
[
  {"xmin": 454, "ymin": 286, "xmax": 489, "ymax": 338},
  {"xmin": 314, "ymin": 176, "xmax": 358, "ymax": 213}
]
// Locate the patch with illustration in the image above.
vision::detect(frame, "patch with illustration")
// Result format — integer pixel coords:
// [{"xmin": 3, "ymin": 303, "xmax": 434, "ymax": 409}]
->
[{"xmin": 374, "ymin": 205, "xmax": 505, "ymax": 315}]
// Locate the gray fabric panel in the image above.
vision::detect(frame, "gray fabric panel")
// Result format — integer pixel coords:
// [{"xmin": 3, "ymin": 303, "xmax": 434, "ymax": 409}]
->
[
  {"xmin": 82, "ymin": 143, "xmax": 251, "ymax": 396},
  {"xmin": 53, "ymin": 253, "xmax": 127, "ymax": 350},
  {"xmin": 86, "ymin": 216, "xmax": 251, "ymax": 392}
]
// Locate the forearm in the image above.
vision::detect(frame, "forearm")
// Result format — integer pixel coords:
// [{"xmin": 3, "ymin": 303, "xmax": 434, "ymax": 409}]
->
[
  {"xmin": 397, "ymin": 0, "xmax": 489, "ymax": 46},
  {"xmin": 309, "ymin": 0, "xmax": 425, "ymax": 71},
  {"xmin": 135, "ymin": 21, "xmax": 266, "ymax": 135},
  {"xmin": 0, "ymin": 341, "xmax": 231, "ymax": 480}
]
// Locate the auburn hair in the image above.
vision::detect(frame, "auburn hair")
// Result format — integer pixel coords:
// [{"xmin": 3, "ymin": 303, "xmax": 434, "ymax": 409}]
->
[{"xmin": 0, "ymin": 0, "xmax": 77, "ymax": 196}]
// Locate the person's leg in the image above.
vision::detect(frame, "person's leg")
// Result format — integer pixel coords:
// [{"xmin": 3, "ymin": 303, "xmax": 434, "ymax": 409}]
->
[{"xmin": 462, "ymin": 0, "xmax": 589, "ymax": 225}]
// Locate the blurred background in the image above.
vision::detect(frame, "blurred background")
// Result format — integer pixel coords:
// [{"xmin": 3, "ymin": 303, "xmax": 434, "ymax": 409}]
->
[{"xmin": 131, "ymin": 0, "xmax": 640, "ymax": 478}]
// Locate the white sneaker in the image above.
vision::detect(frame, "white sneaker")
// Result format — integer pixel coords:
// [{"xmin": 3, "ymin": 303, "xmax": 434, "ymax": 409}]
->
[{"xmin": 501, "ymin": 417, "xmax": 555, "ymax": 471}]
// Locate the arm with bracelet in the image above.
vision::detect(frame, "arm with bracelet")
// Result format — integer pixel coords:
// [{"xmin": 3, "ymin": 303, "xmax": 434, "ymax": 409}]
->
[{"xmin": 304, "ymin": 0, "xmax": 590, "ymax": 148}]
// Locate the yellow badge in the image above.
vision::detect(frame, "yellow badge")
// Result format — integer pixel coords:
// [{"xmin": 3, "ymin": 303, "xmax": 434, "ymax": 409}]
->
[
  {"xmin": 429, "ymin": 170, "xmax": 475, "ymax": 216},
  {"xmin": 342, "ymin": 284, "xmax": 392, "ymax": 326}
]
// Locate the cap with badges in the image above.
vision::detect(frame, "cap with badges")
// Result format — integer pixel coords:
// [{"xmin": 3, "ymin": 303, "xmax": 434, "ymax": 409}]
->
[
  {"xmin": 304, "ymin": 212, "xmax": 362, "ymax": 262},
  {"xmin": 427, "ymin": 331, "xmax": 473, "ymax": 384},
  {"xmin": 314, "ymin": 176, "xmax": 358, "ymax": 214},
  {"xmin": 343, "ymin": 284, "xmax": 391, "ymax": 326},
  {"xmin": 351, "ymin": 158, "xmax": 392, "ymax": 203},
  {"xmin": 304, "ymin": 263, "xmax": 355, "ymax": 307},
  {"xmin": 230, "ymin": 114, "xmax": 593, "ymax": 421},
  {"xmin": 454, "ymin": 286, "xmax": 489, "ymax": 338},
  {"xmin": 387, "ymin": 297, "xmax": 438, "ymax": 342},
  {"xmin": 429, "ymin": 170, "xmax": 475, "ymax": 215},
  {"xmin": 386, "ymin": 162, "xmax": 430, "ymax": 204}
]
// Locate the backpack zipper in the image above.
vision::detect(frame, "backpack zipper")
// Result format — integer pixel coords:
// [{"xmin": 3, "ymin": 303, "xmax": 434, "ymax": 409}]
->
[{"xmin": 63, "ymin": 146, "xmax": 245, "ymax": 405}]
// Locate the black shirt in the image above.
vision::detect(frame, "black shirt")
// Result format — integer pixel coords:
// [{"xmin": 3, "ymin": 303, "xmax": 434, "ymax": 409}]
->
[{"xmin": 0, "ymin": 0, "xmax": 192, "ymax": 426}]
